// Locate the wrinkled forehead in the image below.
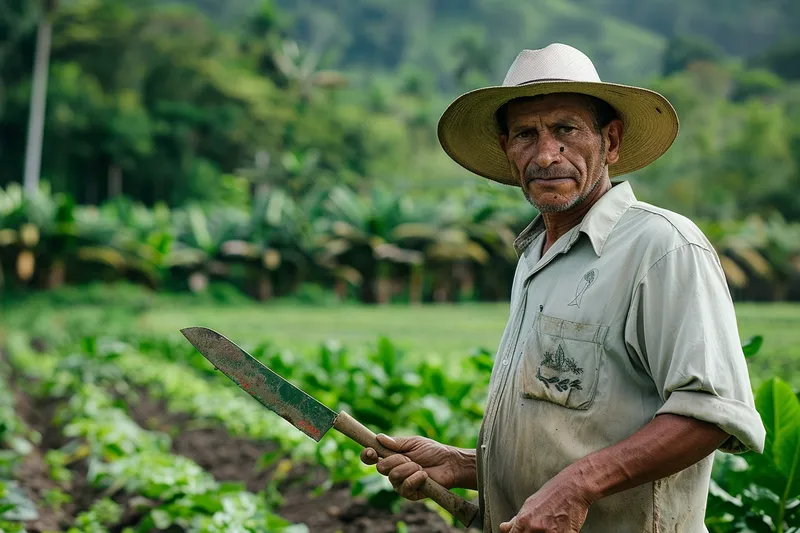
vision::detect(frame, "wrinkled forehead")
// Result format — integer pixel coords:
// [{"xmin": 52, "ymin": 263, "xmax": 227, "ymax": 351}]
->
[{"xmin": 506, "ymin": 93, "xmax": 595, "ymax": 124}]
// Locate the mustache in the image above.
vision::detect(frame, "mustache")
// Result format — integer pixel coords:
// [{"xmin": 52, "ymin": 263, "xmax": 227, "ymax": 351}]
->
[{"xmin": 523, "ymin": 165, "xmax": 580, "ymax": 182}]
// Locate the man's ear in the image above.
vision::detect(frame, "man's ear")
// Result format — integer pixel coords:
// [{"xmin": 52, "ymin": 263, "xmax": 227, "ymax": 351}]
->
[{"xmin": 604, "ymin": 119, "xmax": 623, "ymax": 165}]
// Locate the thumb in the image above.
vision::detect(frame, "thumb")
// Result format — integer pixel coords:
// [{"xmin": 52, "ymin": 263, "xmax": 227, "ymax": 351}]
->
[
  {"xmin": 375, "ymin": 433, "xmax": 406, "ymax": 452},
  {"xmin": 498, "ymin": 519, "xmax": 514, "ymax": 533}
]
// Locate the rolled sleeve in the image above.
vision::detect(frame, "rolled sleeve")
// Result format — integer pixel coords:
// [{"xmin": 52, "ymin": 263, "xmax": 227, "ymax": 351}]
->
[{"xmin": 626, "ymin": 243, "xmax": 766, "ymax": 454}]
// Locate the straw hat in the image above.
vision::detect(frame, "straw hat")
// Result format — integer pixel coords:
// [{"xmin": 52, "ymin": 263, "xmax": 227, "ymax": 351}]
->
[{"xmin": 437, "ymin": 43, "xmax": 679, "ymax": 186}]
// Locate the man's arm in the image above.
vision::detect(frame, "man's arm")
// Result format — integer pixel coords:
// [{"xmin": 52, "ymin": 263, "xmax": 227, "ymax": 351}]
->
[
  {"xmin": 574, "ymin": 413, "xmax": 728, "ymax": 501},
  {"xmin": 500, "ymin": 413, "xmax": 728, "ymax": 533}
]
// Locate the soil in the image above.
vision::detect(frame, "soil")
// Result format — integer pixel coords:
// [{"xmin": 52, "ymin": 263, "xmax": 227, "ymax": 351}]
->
[
  {"xmin": 10, "ymin": 389, "xmax": 96, "ymax": 533},
  {"xmin": 127, "ymin": 393, "xmax": 466, "ymax": 533},
  {"xmin": 7, "ymin": 336, "xmax": 468, "ymax": 533},
  {"xmin": 9, "ymin": 381, "xmax": 150, "ymax": 532}
]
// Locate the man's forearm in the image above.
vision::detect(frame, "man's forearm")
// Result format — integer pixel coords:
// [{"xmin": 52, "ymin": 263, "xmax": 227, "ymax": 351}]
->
[
  {"xmin": 451, "ymin": 446, "xmax": 479, "ymax": 490},
  {"xmin": 565, "ymin": 413, "xmax": 729, "ymax": 503}
]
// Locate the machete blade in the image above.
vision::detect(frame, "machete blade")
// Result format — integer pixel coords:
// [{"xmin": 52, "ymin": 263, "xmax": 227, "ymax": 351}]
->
[{"xmin": 180, "ymin": 326, "xmax": 337, "ymax": 441}]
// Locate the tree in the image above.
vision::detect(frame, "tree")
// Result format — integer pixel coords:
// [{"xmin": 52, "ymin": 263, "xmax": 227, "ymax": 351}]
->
[
  {"xmin": 23, "ymin": 0, "xmax": 57, "ymax": 197},
  {"xmin": 662, "ymin": 34, "xmax": 725, "ymax": 76}
]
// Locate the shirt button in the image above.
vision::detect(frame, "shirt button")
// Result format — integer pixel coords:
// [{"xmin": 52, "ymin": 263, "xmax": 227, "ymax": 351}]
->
[{"xmin": 502, "ymin": 359, "xmax": 509, "ymax": 365}]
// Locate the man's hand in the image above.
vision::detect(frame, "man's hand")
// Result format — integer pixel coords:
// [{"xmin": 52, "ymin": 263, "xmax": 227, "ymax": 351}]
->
[
  {"xmin": 498, "ymin": 470, "xmax": 592, "ymax": 533},
  {"xmin": 360, "ymin": 434, "xmax": 476, "ymax": 500}
]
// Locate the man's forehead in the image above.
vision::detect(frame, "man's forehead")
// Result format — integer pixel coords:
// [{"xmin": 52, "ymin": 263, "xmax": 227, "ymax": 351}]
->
[{"xmin": 507, "ymin": 94, "xmax": 593, "ymax": 123}]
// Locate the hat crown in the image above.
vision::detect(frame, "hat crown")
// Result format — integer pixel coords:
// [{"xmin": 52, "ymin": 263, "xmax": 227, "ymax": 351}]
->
[{"xmin": 502, "ymin": 43, "xmax": 602, "ymax": 86}]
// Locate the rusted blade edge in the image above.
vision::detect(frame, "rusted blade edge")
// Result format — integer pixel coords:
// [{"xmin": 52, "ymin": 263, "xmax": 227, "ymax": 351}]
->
[{"xmin": 180, "ymin": 326, "xmax": 337, "ymax": 441}]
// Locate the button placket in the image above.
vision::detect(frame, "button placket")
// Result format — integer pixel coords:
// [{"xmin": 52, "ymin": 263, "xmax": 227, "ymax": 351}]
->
[{"xmin": 480, "ymin": 280, "xmax": 529, "ymax": 529}]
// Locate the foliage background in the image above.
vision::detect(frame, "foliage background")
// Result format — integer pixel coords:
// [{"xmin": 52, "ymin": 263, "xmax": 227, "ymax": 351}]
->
[{"xmin": 1, "ymin": 0, "xmax": 800, "ymax": 303}]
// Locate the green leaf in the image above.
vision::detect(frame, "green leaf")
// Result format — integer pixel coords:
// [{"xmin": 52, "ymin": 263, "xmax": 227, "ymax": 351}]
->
[
  {"xmin": 0, "ymin": 482, "xmax": 38, "ymax": 521},
  {"xmin": 742, "ymin": 335, "xmax": 764, "ymax": 358},
  {"xmin": 774, "ymin": 423, "xmax": 800, "ymax": 499},
  {"xmin": 188, "ymin": 206, "xmax": 213, "ymax": 252},
  {"xmin": 151, "ymin": 509, "xmax": 172, "ymax": 530},
  {"xmin": 9, "ymin": 437, "xmax": 33, "ymax": 456},
  {"xmin": 755, "ymin": 378, "xmax": 800, "ymax": 459}
]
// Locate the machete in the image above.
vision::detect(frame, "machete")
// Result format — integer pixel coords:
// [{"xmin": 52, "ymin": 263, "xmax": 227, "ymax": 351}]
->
[{"xmin": 180, "ymin": 326, "xmax": 481, "ymax": 529}]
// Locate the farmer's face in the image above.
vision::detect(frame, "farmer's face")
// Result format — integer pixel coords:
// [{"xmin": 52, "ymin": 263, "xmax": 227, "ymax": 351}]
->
[{"xmin": 499, "ymin": 94, "xmax": 622, "ymax": 213}]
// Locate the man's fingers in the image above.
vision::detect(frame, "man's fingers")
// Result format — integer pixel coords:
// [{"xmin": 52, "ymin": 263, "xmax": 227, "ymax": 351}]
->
[
  {"xmin": 360, "ymin": 447, "xmax": 379, "ymax": 465},
  {"xmin": 398, "ymin": 469, "xmax": 428, "ymax": 501},
  {"xmin": 387, "ymin": 461, "xmax": 422, "ymax": 488},
  {"xmin": 376, "ymin": 454, "xmax": 411, "ymax": 476},
  {"xmin": 498, "ymin": 519, "xmax": 514, "ymax": 533}
]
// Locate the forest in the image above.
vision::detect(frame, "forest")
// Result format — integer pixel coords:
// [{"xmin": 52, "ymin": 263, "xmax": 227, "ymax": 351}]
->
[{"xmin": 1, "ymin": 0, "xmax": 800, "ymax": 303}]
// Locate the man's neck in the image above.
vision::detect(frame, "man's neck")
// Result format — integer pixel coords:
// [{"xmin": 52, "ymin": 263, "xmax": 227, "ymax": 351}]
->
[{"xmin": 541, "ymin": 178, "xmax": 611, "ymax": 254}]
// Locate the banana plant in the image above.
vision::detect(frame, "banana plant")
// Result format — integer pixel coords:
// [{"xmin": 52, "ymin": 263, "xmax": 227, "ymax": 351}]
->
[
  {"xmin": 0, "ymin": 182, "xmax": 76, "ymax": 289},
  {"xmin": 702, "ymin": 215, "xmax": 800, "ymax": 300},
  {"xmin": 75, "ymin": 197, "xmax": 173, "ymax": 289},
  {"xmin": 393, "ymin": 196, "xmax": 520, "ymax": 302},
  {"xmin": 229, "ymin": 187, "xmax": 312, "ymax": 300},
  {"xmin": 314, "ymin": 186, "xmax": 423, "ymax": 304},
  {"xmin": 170, "ymin": 204, "xmax": 250, "ymax": 293}
]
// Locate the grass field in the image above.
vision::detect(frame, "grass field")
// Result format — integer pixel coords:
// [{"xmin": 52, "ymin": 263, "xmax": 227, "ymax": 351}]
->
[{"xmin": 5, "ymin": 289, "xmax": 798, "ymax": 387}]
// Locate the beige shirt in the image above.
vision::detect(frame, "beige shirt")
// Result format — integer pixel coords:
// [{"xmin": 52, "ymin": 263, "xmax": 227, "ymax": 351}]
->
[{"xmin": 476, "ymin": 181, "xmax": 765, "ymax": 533}]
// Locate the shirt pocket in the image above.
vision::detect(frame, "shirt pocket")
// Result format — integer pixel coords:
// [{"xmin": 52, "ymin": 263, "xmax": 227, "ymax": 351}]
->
[{"xmin": 519, "ymin": 312, "xmax": 609, "ymax": 410}]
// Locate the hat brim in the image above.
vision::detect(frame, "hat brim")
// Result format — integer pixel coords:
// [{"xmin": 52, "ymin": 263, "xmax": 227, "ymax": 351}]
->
[{"xmin": 437, "ymin": 81, "xmax": 679, "ymax": 186}]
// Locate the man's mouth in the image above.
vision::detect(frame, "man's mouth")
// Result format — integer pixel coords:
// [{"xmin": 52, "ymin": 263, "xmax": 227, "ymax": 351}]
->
[{"xmin": 528, "ymin": 177, "xmax": 576, "ymax": 186}]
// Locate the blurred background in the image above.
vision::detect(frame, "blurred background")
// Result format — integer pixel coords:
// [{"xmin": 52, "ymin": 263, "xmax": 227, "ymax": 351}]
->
[{"xmin": 1, "ymin": 1, "xmax": 799, "ymax": 532}]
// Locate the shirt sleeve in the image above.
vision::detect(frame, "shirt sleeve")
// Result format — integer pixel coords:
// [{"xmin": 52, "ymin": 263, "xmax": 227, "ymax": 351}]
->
[{"xmin": 625, "ymin": 243, "xmax": 766, "ymax": 454}]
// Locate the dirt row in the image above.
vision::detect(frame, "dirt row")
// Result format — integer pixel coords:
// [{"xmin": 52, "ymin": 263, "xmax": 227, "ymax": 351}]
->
[
  {"xmin": 5, "ymin": 331, "xmax": 467, "ymax": 533},
  {"xmin": 11, "ymin": 386, "xmax": 153, "ymax": 533},
  {"xmin": 127, "ymin": 393, "xmax": 465, "ymax": 533},
  {"xmin": 7, "ymin": 377, "xmax": 465, "ymax": 532},
  {"xmin": 12, "ymin": 391, "xmax": 79, "ymax": 532}
]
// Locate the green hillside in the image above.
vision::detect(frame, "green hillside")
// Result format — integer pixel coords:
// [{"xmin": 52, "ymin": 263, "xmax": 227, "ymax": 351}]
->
[{"xmin": 277, "ymin": 0, "xmax": 667, "ymax": 89}]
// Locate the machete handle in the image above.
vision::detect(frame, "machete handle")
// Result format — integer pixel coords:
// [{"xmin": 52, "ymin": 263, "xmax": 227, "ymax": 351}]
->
[{"xmin": 333, "ymin": 410, "xmax": 480, "ymax": 528}]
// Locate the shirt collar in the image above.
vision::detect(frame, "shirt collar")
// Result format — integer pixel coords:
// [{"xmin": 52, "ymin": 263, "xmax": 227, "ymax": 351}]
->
[{"xmin": 513, "ymin": 181, "xmax": 637, "ymax": 258}]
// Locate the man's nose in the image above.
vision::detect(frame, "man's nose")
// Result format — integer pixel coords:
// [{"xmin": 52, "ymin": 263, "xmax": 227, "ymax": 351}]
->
[{"xmin": 532, "ymin": 132, "xmax": 562, "ymax": 169}]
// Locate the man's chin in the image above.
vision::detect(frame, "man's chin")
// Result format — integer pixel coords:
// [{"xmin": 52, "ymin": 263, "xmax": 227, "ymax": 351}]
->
[
  {"xmin": 533, "ymin": 200, "xmax": 578, "ymax": 214},
  {"xmin": 524, "ymin": 190, "xmax": 583, "ymax": 214}
]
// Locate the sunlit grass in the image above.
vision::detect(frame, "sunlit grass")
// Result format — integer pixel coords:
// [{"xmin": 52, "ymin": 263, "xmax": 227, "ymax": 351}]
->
[
  {"xmin": 3, "ymin": 289, "xmax": 798, "ymax": 388},
  {"xmin": 141, "ymin": 300, "xmax": 799, "ymax": 387}
]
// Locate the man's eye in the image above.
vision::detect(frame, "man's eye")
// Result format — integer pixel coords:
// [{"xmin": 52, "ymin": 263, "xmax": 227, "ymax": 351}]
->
[
  {"xmin": 556, "ymin": 126, "xmax": 575, "ymax": 134},
  {"xmin": 516, "ymin": 130, "xmax": 534, "ymax": 139}
]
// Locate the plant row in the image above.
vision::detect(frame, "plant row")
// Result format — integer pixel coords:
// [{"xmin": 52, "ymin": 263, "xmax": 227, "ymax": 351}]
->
[
  {"xmin": 129, "ymin": 333, "xmax": 800, "ymax": 532},
  {"xmin": 4, "ymin": 327, "xmax": 800, "ymax": 531},
  {"xmin": 4, "ymin": 333, "xmax": 308, "ymax": 533},
  {"xmin": 2, "ymin": 182, "xmax": 799, "ymax": 304},
  {"xmin": 39, "ymin": 333, "xmax": 487, "ymax": 516},
  {"xmin": 0, "ymin": 355, "xmax": 40, "ymax": 532}
]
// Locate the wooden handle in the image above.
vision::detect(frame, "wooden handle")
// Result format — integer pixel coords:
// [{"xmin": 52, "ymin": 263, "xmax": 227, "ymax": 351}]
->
[{"xmin": 333, "ymin": 411, "xmax": 481, "ymax": 528}]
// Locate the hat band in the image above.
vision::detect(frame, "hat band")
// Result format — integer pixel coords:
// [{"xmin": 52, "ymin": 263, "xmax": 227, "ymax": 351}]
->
[{"xmin": 515, "ymin": 78, "xmax": 571, "ymax": 86}]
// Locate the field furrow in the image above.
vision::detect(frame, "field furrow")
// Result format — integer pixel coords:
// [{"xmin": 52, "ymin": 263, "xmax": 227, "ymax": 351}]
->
[
  {"xmin": 5, "ymin": 336, "xmax": 308, "ymax": 533},
  {"xmin": 125, "ymin": 392, "xmax": 462, "ymax": 533}
]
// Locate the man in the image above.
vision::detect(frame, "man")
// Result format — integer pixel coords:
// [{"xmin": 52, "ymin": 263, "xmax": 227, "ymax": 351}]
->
[{"xmin": 360, "ymin": 43, "xmax": 766, "ymax": 532}]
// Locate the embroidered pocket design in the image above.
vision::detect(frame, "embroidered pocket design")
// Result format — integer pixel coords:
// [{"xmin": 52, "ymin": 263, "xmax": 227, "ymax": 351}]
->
[
  {"xmin": 520, "ymin": 313, "xmax": 608, "ymax": 410},
  {"xmin": 535, "ymin": 345, "xmax": 584, "ymax": 392}
]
